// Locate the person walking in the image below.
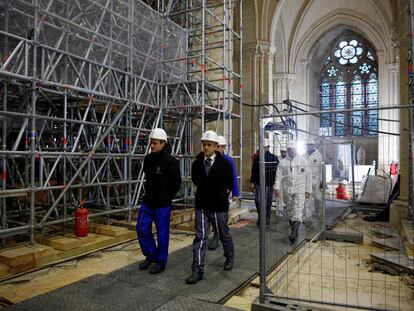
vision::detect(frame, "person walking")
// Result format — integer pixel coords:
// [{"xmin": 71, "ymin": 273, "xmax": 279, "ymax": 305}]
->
[
  {"xmin": 275, "ymin": 144, "xmax": 287, "ymax": 217},
  {"xmin": 186, "ymin": 130, "xmax": 234, "ymax": 284},
  {"xmin": 274, "ymin": 141, "xmax": 311, "ymax": 244},
  {"xmin": 136, "ymin": 128, "xmax": 181, "ymax": 274},
  {"xmin": 208, "ymin": 135, "xmax": 240, "ymax": 251},
  {"xmin": 249, "ymin": 139, "xmax": 278, "ymax": 229},
  {"xmin": 303, "ymin": 140, "xmax": 323, "ymax": 226}
]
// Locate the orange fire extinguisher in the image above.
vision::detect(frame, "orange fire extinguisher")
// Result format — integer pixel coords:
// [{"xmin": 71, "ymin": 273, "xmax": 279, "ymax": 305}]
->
[{"xmin": 75, "ymin": 200, "xmax": 88, "ymax": 237}]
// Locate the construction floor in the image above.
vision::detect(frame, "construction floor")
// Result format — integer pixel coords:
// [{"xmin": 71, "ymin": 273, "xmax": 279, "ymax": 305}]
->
[{"xmin": 1, "ymin": 200, "xmax": 349, "ymax": 310}]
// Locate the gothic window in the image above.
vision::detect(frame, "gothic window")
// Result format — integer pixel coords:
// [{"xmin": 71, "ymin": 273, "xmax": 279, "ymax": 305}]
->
[{"xmin": 320, "ymin": 37, "xmax": 378, "ymax": 137}]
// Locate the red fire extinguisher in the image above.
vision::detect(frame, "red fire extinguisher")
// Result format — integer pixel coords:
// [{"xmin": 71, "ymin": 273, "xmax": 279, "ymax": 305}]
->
[{"xmin": 75, "ymin": 200, "xmax": 88, "ymax": 237}]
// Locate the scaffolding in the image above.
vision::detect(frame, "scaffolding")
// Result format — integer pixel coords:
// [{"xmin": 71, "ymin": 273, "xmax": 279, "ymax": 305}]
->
[{"xmin": 0, "ymin": 0, "xmax": 243, "ymax": 244}]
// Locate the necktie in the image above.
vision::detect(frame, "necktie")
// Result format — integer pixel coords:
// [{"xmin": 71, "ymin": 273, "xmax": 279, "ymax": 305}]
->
[{"xmin": 205, "ymin": 158, "xmax": 212, "ymax": 175}]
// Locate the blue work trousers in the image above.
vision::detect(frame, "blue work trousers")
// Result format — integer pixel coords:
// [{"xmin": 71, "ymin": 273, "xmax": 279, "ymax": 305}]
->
[{"xmin": 136, "ymin": 203, "xmax": 171, "ymax": 268}]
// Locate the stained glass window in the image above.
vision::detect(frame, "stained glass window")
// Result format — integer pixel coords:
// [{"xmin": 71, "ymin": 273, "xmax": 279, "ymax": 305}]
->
[{"xmin": 320, "ymin": 36, "xmax": 378, "ymax": 137}]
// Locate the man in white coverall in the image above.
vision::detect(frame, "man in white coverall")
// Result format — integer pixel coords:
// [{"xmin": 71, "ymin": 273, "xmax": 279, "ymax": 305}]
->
[
  {"xmin": 303, "ymin": 140, "xmax": 323, "ymax": 225},
  {"xmin": 274, "ymin": 141, "xmax": 311, "ymax": 244},
  {"xmin": 275, "ymin": 145, "xmax": 288, "ymax": 217}
]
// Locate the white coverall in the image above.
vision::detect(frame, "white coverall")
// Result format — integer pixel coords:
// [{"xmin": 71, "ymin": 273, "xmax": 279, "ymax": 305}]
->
[
  {"xmin": 303, "ymin": 149, "xmax": 323, "ymax": 220},
  {"xmin": 276, "ymin": 157, "xmax": 290, "ymax": 212},
  {"xmin": 274, "ymin": 154, "xmax": 311, "ymax": 222}
]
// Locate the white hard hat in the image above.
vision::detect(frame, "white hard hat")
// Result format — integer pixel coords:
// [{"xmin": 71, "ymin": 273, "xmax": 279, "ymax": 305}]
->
[
  {"xmin": 340, "ymin": 180, "xmax": 348, "ymax": 185},
  {"xmin": 149, "ymin": 128, "xmax": 167, "ymax": 141},
  {"xmin": 263, "ymin": 139, "xmax": 273, "ymax": 147},
  {"xmin": 217, "ymin": 135, "xmax": 227, "ymax": 146},
  {"xmin": 306, "ymin": 139, "xmax": 316, "ymax": 145},
  {"xmin": 280, "ymin": 144, "xmax": 287, "ymax": 151},
  {"xmin": 201, "ymin": 130, "xmax": 219, "ymax": 143},
  {"xmin": 286, "ymin": 141, "xmax": 296, "ymax": 149},
  {"xmin": 392, "ymin": 158, "xmax": 398, "ymax": 162}
]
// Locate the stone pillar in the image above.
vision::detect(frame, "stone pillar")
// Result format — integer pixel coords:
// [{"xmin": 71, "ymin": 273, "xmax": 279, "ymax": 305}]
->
[
  {"xmin": 295, "ymin": 60, "xmax": 310, "ymax": 140},
  {"xmin": 273, "ymin": 73, "xmax": 296, "ymax": 103},
  {"xmin": 241, "ymin": 41, "xmax": 273, "ymax": 190},
  {"xmin": 378, "ymin": 63, "xmax": 400, "ymax": 172},
  {"xmin": 398, "ymin": 0, "xmax": 409, "ymax": 201}
]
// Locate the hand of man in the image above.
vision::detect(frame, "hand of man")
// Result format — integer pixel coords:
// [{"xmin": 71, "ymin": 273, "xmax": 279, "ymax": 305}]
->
[
  {"xmin": 305, "ymin": 192, "xmax": 311, "ymax": 199},
  {"xmin": 274, "ymin": 189, "xmax": 281, "ymax": 198},
  {"xmin": 249, "ymin": 183, "xmax": 255, "ymax": 193}
]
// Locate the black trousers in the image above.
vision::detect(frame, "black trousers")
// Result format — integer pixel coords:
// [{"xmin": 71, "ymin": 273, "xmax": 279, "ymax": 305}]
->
[
  {"xmin": 254, "ymin": 184, "xmax": 273, "ymax": 224},
  {"xmin": 191, "ymin": 209, "xmax": 234, "ymax": 273}
]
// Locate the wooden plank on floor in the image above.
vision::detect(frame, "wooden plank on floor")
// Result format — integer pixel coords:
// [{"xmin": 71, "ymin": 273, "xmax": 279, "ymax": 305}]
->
[
  {"xmin": 372, "ymin": 237, "xmax": 401, "ymax": 251},
  {"xmin": 65, "ymin": 233, "xmax": 98, "ymax": 245},
  {"xmin": 173, "ymin": 220, "xmax": 195, "ymax": 232},
  {"xmin": 0, "ymin": 246, "xmax": 34, "ymax": 267},
  {"xmin": 96, "ymin": 225, "xmax": 130, "ymax": 237},
  {"xmin": 225, "ymin": 295, "xmax": 253, "ymax": 310},
  {"xmin": 0, "ymin": 263, "xmax": 10, "ymax": 277},
  {"xmin": 372, "ymin": 227, "xmax": 399, "ymax": 238},
  {"xmin": 45, "ymin": 237, "xmax": 82, "ymax": 251},
  {"xmin": 36, "ymin": 231, "xmax": 136, "ymax": 267},
  {"xmin": 370, "ymin": 252, "xmax": 414, "ymax": 273}
]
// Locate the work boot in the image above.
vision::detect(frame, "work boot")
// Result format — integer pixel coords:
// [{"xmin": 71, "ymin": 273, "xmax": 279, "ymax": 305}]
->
[
  {"xmin": 186, "ymin": 271, "xmax": 204, "ymax": 284},
  {"xmin": 149, "ymin": 264, "xmax": 165, "ymax": 274},
  {"xmin": 208, "ymin": 235, "xmax": 219, "ymax": 250},
  {"xmin": 223, "ymin": 257, "xmax": 234, "ymax": 271},
  {"xmin": 139, "ymin": 258, "xmax": 153, "ymax": 270},
  {"xmin": 290, "ymin": 221, "xmax": 300, "ymax": 244}
]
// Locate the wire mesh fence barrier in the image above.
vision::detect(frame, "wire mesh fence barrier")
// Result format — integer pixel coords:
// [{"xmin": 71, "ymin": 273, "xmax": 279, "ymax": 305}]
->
[
  {"xmin": 254, "ymin": 94, "xmax": 414, "ymax": 310},
  {"xmin": 0, "ymin": 0, "xmax": 243, "ymax": 244}
]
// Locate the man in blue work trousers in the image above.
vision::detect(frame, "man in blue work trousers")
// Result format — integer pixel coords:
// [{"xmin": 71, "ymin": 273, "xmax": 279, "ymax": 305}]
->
[
  {"xmin": 207, "ymin": 135, "xmax": 240, "ymax": 251},
  {"xmin": 136, "ymin": 128, "xmax": 181, "ymax": 274},
  {"xmin": 186, "ymin": 130, "xmax": 234, "ymax": 284}
]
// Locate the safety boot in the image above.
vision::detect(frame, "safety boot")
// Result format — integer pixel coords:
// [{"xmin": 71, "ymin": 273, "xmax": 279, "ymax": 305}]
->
[{"xmin": 208, "ymin": 235, "xmax": 219, "ymax": 250}]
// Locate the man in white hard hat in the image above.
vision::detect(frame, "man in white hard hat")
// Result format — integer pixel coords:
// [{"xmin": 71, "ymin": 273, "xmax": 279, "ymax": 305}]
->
[
  {"xmin": 137, "ymin": 128, "xmax": 181, "ymax": 274},
  {"xmin": 303, "ymin": 139, "xmax": 323, "ymax": 226},
  {"xmin": 186, "ymin": 130, "xmax": 235, "ymax": 284},
  {"xmin": 274, "ymin": 141, "xmax": 311, "ymax": 244},
  {"xmin": 249, "ymin": 138, "xmax": 279, "ymax": 229},
  {"xmin": 207, "ymin": 135, "xmax": 240, "ymax": 251}
]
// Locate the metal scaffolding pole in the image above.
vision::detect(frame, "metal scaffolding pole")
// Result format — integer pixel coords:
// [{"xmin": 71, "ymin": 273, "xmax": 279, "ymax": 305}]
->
[{"xmin": 0, "ymin": 0, "xmax": 242, "ymax": 243}]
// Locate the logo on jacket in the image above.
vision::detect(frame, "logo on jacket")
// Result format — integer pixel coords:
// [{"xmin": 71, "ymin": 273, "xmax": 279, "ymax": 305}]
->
[
  {"xmin": 155, "ymin": 166, "xmax": 161, "ymax": 174},
  {"xmin": 313, "ymin": 159, "xmax": 317, "ymax": 163},
  {"xmin": 300, "ymin": 168, "xmax": 305, "ymax": 172}
]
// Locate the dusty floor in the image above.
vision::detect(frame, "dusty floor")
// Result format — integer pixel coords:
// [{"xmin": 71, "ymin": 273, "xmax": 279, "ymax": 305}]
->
[
  {"xmin": 1, "ymin": 211, "xmax": 413, "ymax": 311},
  {"xmin": 0, "ymin": 231, "xmax": 194, "ymax": 307},
  {"xmin": 225, "ymin": 215, "xmax": 414, "ymax": 311}
]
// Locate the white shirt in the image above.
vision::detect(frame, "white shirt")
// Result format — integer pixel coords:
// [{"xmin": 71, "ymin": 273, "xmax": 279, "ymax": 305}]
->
[{"xmin": 204, "ymin": 153, "xmax": 216, "ymax": 166}]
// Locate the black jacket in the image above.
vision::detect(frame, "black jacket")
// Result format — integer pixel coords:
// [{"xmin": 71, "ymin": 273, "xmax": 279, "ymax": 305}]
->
[
  {"xmin": 143, "ymin": 144, "xmax": 181, "ymax": 208},
  {"xmin": 250, "ymin": 151, "xmax": 279, "ymax": 186},
  {"xmin": 192, "ymin": 151, "xmax": 233, "ymax": 212}
]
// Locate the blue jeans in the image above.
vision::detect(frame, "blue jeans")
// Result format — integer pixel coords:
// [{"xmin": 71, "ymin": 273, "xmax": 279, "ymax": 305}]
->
[{"xmin": 136, "ymin": 203, "xmax": 171, "ymax": 268}]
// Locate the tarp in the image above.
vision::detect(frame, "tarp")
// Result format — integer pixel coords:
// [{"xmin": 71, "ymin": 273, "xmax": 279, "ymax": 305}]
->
[{"xmin": 358, "ymin": 175, "xmax": 391, "ymax": 204}]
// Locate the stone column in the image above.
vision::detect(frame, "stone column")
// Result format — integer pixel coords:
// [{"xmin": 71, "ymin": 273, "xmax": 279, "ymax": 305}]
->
[
  {"xmin": 241, "ymin": 41, "xmax": 273, "ymax": 190},
  {"xmin": 273, "ymin": 73, "xmax": 296, "ymax": 103},
  {"xmin": 398, "ymin": 0, "xmax": 409, "ymax": 201},
  {"xmin": 378, "ymin": 63, "xmax": 400, "ymax": 172}
]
